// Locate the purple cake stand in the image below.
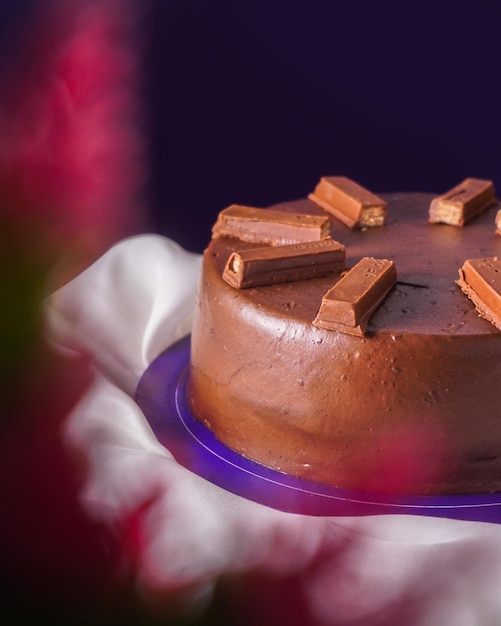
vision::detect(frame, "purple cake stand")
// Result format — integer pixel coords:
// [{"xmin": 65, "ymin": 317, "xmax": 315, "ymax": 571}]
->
[{"xmin": 135, "ymin": 335, "xmax": 501, "ymax": 523}]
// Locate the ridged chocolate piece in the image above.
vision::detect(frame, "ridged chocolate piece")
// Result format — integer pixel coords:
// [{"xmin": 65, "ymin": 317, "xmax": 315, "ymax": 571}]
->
[
  {"xmin": 457, "ymin": 257, "xmax": 501, "ymax": 330},
  {"xmin": 308, "ymin": 176, "xmax": 387, "ymax": 229},
  {"xmin": 222, "ymin": 239, "xmax": 346, "ymax": 289},
  {"xmin": 428, "ymin": 178, "xmax": 497, "ymax": 226},
  {"xmin": 212, "ymin": 204, "xmax": 330, "ymax": 245},
  {"xmin": 313, "ymin": 257, "xmax": 397, "ymax": 336}
]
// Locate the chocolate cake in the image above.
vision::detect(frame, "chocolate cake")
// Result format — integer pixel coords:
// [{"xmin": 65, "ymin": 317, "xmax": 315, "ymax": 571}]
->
[{"xmin": 188, "ymin": 177, "xmax": 501, "ymax": 495}]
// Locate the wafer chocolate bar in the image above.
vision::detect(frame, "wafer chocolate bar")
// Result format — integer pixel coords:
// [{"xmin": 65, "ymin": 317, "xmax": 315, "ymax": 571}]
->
[
  {"xmin": 457, "ymin": 257, "xmax": 501, "ymax": 331},
  {"xmin": 308, "ymin": 176, "xmax": 387, "ymax": 229},
  {"xmin": 428, "ymin": 178, "xmax": 497, "ymax": 226},
  {"xmin": 212, "ymin": 205, "xmax": 331, "ymax": 245},
  {"xmin": 313, "ymin": 257, "xmax": 397, "ymax": 336},
  {"xmin": 222, "ymin": 239, "xmax": 346, "ymax": 289}
]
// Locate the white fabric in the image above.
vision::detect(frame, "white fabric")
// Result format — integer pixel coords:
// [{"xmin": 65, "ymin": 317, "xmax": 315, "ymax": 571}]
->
[{"xmin": 46, "ymin": 234, "xmax": 501, "ymax": 625}]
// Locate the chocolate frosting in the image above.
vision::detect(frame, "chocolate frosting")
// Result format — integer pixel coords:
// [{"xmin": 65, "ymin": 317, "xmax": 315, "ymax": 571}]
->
[{"xmin": 189, "ymin": 192, "xmax": 501, "ymax": 495}]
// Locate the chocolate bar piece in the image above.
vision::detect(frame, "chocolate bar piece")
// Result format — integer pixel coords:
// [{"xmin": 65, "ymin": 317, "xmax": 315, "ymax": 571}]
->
[
  {"xmin": 313, "ymin": 257, "xmax": 397, "ymax": 336},
  {"xmin": 428, "ymin": 178, "xmax": 497, "ymax": 226},
  {"xmin": 308, "ymin": 176, "xmax": 387, "ymax": 229},
  {"xmin": 456, "ymin": 257, "xmax": 501, "ymax": 331},
  {"xmin": 212, "ymin": 205, "xmax": 330, "ymax": 245},
  {"xmin": 495, "ymin": 209, "xmax": 501, "ymax": 236},
  {"xmin": 222, "ymin": 239, "xmax": 346, "ymax": 289}
]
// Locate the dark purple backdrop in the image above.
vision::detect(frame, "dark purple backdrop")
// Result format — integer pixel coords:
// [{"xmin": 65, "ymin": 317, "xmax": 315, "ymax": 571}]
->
[{"xmin": 144, "ymin": 0, "xmax": 501, "ymax": 250}]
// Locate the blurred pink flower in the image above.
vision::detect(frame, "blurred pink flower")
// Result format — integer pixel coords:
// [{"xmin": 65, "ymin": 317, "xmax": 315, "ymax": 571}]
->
[
  {"xmin": 0, "ymin": 1, "xmax": 150, "ymax": 620},
  {"xmin": 0, "ymin": 0, "xmax": 147, "ymax": 257}
]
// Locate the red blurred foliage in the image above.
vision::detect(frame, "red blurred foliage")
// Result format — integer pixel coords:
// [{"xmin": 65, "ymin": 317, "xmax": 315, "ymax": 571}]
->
[
  {"xmin": 0, "ymin": 1, "xmax": 150, "ymax": 623},
  {"xmin": 358, "ymin": 421, "xmax": 451, "ymax": 495},
  {"xmin": 0, "ymin": 0, "xmax": 147, "ymax": 280}
]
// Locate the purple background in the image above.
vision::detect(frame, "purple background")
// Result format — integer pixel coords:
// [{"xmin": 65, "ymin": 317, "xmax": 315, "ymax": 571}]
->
[{"xmin": 144, "ymin": 0, "xmax": 501, "ymax": 250}]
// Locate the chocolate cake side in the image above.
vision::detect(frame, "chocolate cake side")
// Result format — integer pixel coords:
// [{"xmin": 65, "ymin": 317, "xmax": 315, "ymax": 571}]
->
[{"xmin": 188, "ymin": 190, "xmax": 501, "ymax": 495}]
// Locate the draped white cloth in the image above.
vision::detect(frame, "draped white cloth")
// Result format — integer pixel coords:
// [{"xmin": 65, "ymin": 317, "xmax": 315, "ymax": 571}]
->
[{"xmin": 46, "ymin": 234, "xmax": 501, "ymax": 625}]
